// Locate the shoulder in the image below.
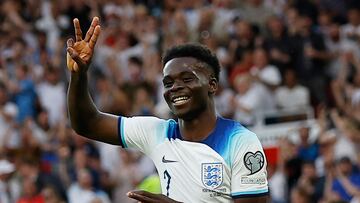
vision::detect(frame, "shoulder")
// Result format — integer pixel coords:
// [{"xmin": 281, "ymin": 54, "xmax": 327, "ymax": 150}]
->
[
  {"xmin": 121, "ymin": 116, "xmax": 169, "ymax": 126},
  {"xmin": 217, "ymin": 117, "xmax": 259, "ymax": 146},
  {"xmin": 221, "ymin": 118, "xmax": 262, "ymax": 155},
  {"xmin": 120, "ymin": 116, "xmax": 171, "ymax": 138},
  {"xmin": 121, "ymin": 116, "xmax": 177, "ymax": 135},
  {"xmin": 295, "ymin": 85, "xmax": 309, "ymax": 92},
  {"xmin": 216, "ymin": 117, "xmax": 254, "ymax": 133}
]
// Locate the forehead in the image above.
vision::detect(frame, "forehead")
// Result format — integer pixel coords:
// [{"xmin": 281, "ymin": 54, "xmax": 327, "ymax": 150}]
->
[{"xmin": 163, "ymin": 57, "xmax": 209, "ymax": 77}]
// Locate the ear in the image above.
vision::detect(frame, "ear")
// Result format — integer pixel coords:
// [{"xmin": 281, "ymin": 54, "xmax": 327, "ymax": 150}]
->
[{"xmin": 209, "ymin": 77, "xmax": 218, "ymax": 95}]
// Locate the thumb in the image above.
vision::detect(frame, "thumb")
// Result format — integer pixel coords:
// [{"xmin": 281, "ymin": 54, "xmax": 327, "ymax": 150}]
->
[
  {"xmin": 67, "ymin": 47, "xmax": 85, "ymax": 71},
  {"xmin": 67, "ymin": 47, "xmax": 82, "ymax": 64}
]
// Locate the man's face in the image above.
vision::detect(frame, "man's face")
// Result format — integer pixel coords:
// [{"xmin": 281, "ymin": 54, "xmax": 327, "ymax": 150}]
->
[
  {"xmin": 338, "ymin": 161, "xmax": 352, "ymax": 175},
  {"xmin": 162, "ymin": 57, "xmax": 214, "ymax": 120}
]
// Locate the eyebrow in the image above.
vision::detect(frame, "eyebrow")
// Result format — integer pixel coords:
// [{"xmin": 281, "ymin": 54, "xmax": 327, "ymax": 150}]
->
[
  {"xmin": 162, "ymin": 76, "xmax": 171, "ymax": 82},
  {"xmin": 163, "ymin": 70, "xmax": 197, "ymax": 79}
]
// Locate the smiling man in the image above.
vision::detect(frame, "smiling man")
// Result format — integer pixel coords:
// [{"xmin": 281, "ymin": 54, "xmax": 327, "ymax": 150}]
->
[{"xmin": 67, "ymin": 17, "xmax": 269, "ymax": 203}]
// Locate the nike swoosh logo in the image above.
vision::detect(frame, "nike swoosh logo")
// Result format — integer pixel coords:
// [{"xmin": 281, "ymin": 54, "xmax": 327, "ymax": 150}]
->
[{"xmin": 162, "ymin": 156, "xmax": 177, "ymax": 163}]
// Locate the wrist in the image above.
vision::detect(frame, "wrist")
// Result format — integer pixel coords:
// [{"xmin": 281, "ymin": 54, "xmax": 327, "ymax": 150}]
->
[{"xmin": 70, "ymin": 71, "xmax": 88, "ymax": 81}]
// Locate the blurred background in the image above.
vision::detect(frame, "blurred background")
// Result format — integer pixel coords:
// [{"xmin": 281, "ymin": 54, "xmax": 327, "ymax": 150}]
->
[{"xmin": 0, "ymin": 0, "xmax": 360, "ymax": 202}]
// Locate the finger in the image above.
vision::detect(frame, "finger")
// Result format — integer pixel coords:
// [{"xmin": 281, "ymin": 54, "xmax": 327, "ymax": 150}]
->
[
  {"xmin": 130, "ymin": 190, "xmax": 157, "ymax": 198},
  {"xmin": 84, "ymin": 17, "xmax": 99, "ymax": 42},
  {"xmin": 89, "ymin": 25, "xmax": 101, "ymax": 49},
  {"xmin": 66, "ymin": 38, "xmax": 75, "ymax": 71},
  {"xmin": 128, "ymin": 193, "xmax": 154, "ymax": 203},
  {"xmin": 66, "ymin": 52, "xmax": 74, "ymax": 71},
  {"xmin": 67, "ymin": 38, "xmax": 74, "ymax": 48},
  {"xmin": 67, "ymin": 47, "xmax": 84, "ymax": 69},
  {"xmin": 66, "ymin": 48, "xmax": 79, "ymax": 72},
  {"xmin": 127, "ymin": 192, "xmax": 153, "ymax": 202},
  {"xmin": 73, "ymin": 18, "xmax": 83, "ymax": 42}
]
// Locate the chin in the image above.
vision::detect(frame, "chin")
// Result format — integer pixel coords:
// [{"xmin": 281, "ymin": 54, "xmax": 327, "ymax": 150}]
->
[
  {"xmin": 172, "ymin": 107, "xmax": 204, "ymax": 121},
  {"xmin": 173, "ymin": 110, "xmax": 191, "ymax": 120}
]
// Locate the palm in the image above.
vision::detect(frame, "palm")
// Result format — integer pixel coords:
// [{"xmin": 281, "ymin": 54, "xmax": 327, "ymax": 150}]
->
[
  {"xmin": 67, "ymin": 17, "xmax": 100, "ymax": 72},
  {"xmin": 67, "ymin": 41, "xmax": 92, "ymax": 71}
]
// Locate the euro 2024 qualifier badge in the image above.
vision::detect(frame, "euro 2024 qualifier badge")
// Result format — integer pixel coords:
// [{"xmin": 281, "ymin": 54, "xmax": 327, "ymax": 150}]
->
[
  {"xmin": 202, "ymin": 163, "xmax": 223, "ymax": 189},
  {"xmin": 244, "ymin": 151, "xmax": 265, "ymax": 175}
]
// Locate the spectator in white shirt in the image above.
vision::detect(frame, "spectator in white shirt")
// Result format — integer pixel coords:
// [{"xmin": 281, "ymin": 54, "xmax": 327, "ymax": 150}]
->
[
  {"xmin": 0, "ymin": 102, "xmax": 20, "ymax": 150},
  {"xmin": 250, "ymin": 48, "xmax": 281, "ymax": 109},
  {"xmin": 275, "ymin": 69, "xmax": 310, "ymax": 110},
  {"xmin": 340, "ymin": 8, "xmax": 360, "ymax": 43},
  {"xmin": 36, "ymin": 66, "xmax": 66, "ymax": 127},
  {"xmin": 0, "ymin": 159, "xmax": 15, "ymax": 203},
  {"xmin": 250, "ymin": 48, "xmax": 282, "ymax": 89},
  {"xmin": 67, "ymin": 168, "xmax": 110, "ymax": 203},
  {"xmin": 233, "ymin": 72, "xmax": 275, "ymax": 126}
]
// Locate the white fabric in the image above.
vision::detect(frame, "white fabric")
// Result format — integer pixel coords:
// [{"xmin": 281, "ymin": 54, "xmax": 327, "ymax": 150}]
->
[
  {"xmin": 67, "ymin": 184, "xmax": 110, "ymax": 203},
  {"xmin": 251, "ymin": 65, "xmax": 282, "ymax": 86},
  {"xmin": 275, "ymin": 85, "xmax": 310, "ymax": 109},
  {"xmin": 36, "ymin": 82, "xmax": 66, "ymax": 126},
  {"xmin": 68, "ymin": 184, "xmax": 97, "ymax": 203},
  {"xmin": 120, "ymin": 116, "xmax": 268, "ymax": 202},
  {"xmin": 269, "ymin": 171, "xmax": 287, "ymax": 202},
  {"xmin": 215, "ymin": 89, "xmax": 235, "ymax": 117},
  {"xmin": 0, "ymin": 160, "xmax": 14, "ymax": 174},
  {"xmin": 0, "ymin": 116, "xmax": 20, "ymax": 149},
  {"xmin": 334, "ymin": 132, "xmax": 358, "ymax": 162},
  {"xmin": 0, "ymin": 181, "xmax": 10, "ymax": 203},
  {"xmin": 234, "ymin": 83, "xmax": 275, "ymax": 125}
]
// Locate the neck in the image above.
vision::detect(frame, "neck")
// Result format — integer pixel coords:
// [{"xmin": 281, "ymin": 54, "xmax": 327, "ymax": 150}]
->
[
  {"xmin": 286, "ymin": 83, "xmax": 296, "ymax": 89},
  {"xmin": 178, "ymin": 102, "xmax": 217, "ymax": 142}
]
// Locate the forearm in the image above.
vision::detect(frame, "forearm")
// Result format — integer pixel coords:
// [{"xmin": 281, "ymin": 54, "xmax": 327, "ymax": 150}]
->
[
  {"xmin": 339, "ymin": 177, "xmax": 360, "ymax": 196},
  {"xmin": 234, "ymin": 195, "xmax": 269, "ymax": 203},
  {"xmin": 68, "ymin": 71, "xmax": 99, "ymax": 136}
]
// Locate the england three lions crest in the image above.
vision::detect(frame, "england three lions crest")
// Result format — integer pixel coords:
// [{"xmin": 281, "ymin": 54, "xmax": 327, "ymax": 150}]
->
[{"xmin": 201, "ymin": 163, "xmax": 223, "ymax": 189}]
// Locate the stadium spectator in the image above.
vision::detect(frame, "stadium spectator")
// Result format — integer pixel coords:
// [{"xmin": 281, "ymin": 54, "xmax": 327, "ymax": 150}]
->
[
  {"xmin": 233, "ymin": 72, "xmax": 274, "ymax": 126},
  {"xmin": 36, "ymin": 66, "xmax": 66, "ymax": 126},
  {"xmin": 296, "ymin": 126, "xmax": 319, "ymax": 162},
  {"xmin": 275, "ymin": 68, "xmax": 310, "ymax": 110},
  {"xmin": 9, "ymin": 64, "xmax": 37, "ymax": 123},
  {"xmin": 67, "ymin": 168, "xmax": 110, "ymax": 203},
  {"xmin": 263, "ymin": 15, "xmax": 292, "ymax": 72},
  {"xmin": 0, "ymin": 159, "xmax": 15, "ymax": 203},
  {"xmin": 17, "ymin": 177, "xmax": 45, "ymax": 203},
  {"xmin": 331, "ymin": 156, "xmax": 360, "ymax": 202},
  {"xmin": 18, "ymin": 157, "xmax": 67, "ymax": 202}
]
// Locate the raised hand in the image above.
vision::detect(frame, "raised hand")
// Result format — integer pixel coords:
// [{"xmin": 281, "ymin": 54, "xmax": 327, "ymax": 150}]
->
[
  {"xmin": 127, "ymin": 190, "xmax": 181, "ymax": 203},
  {"xmin": 66, "ymin": 17, "xmax": 101, "ymax": 72}
]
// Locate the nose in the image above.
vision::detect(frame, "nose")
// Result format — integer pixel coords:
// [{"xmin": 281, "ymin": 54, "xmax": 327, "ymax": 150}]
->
[{"xmin": 170, "ymin": 80, "xmax": 185, "ymax": 92}]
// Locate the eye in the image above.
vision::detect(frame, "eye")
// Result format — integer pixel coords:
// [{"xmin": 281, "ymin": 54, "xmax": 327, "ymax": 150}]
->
[
  {"xmin": 163, "ymin": 81, "xmax": 173, "ymax": 88},
  {"xmin": 183, "ymin": 77, "xmax": 194, "ymax": 83}
]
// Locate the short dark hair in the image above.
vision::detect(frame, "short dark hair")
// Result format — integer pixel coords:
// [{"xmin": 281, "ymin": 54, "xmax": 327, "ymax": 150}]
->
[
  {"xmin": 129, "ymin": 56, "xmax": 143, "ymax": 66},
  {"xmin": 162, "ymin": 43, "xmax": 221, "ymax": 81}
]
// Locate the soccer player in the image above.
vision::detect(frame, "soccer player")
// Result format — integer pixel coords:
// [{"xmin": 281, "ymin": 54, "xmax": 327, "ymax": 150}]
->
[{"xmin": 67, "ymin": 17, "xmax": 269, "ymax": 203}]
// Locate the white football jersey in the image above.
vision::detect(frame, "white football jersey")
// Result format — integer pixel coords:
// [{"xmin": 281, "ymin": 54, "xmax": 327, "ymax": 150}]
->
[{"xmin": 118, "ymin": 116, "xmax": 269, "ymax": 202}]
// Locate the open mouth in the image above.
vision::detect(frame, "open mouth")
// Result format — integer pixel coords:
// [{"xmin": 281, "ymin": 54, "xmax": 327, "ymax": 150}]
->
[{"xmin": 171, "ymin": 96, "xmax": 190, "ymax": 106}]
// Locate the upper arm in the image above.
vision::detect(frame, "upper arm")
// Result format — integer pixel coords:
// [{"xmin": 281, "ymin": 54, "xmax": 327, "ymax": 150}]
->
[
  {"xmin": 230, "ymin": 131, "xmax": 269, "ymax": 199},
  {"xmin": 84, "ymin": 111, "xmax": 119, "ymax": 145},
  {"xmin": 84, "ymin": 114, "xmax": 168, "ymax": 155}
]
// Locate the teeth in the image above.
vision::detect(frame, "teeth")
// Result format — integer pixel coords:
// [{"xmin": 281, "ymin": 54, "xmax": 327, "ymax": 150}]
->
[{"xmin": 173, "ymin": 96, "xmax": 189, "ymax": 103}]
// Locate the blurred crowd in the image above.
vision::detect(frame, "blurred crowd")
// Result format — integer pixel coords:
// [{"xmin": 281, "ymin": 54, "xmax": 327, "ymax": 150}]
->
[{"xmin": 0, "ymin": 0, "xmax": 360, "ymax": 202}]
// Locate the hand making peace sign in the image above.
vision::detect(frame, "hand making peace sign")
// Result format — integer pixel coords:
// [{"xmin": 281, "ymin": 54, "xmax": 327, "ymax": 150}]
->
[{"xmin": 66, "ymin": 17, "xmax": 101, "ymax": 72}]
